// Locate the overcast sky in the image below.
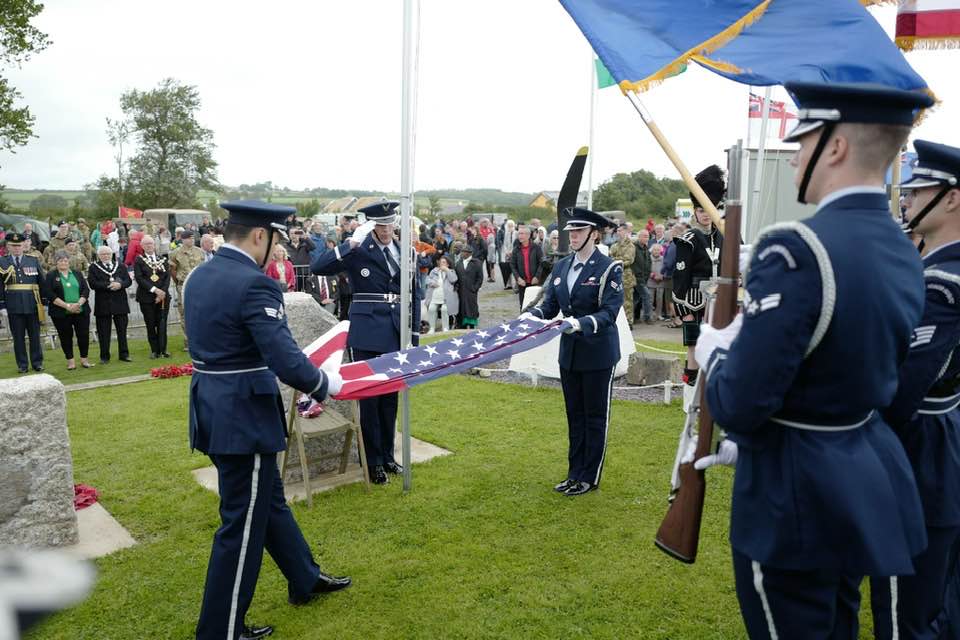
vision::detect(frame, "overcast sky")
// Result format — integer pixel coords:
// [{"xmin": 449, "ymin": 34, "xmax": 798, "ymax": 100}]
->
[{"xmin": 1, "ymin": 1, "xmax": 957, "ymax": 194}]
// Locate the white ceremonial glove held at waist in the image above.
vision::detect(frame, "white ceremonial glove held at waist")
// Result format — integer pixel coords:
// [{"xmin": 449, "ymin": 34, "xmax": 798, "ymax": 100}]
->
[
  {"xmin": 694, "ymin": 313, "xmax": 743, "ymax": 373},
  {"xmin": 349, "ymin": 220, "xmax": 377, "ymax": 247},
  {"xmin": 739, "ymin": 244, "xmax": 753, "ymax": 274},
  {"xmin": 325, "ymin": 370, "xmax": 343, "ymax": 397},
  {"xmin": 518, "ymin": 311, "xmax": 538, "ymax": 322},
  {"xmin": 560, "ymin": 318, "xmax": 581, "ymax": 334},
  {"xmin": 694, "ymin": 439, "xmax": 738, "ymax": 470}
]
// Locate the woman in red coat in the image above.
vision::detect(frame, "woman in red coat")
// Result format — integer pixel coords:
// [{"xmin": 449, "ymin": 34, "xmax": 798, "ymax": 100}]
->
[{"xmin": 265, "ymin": 243, "xmax": 296, "ymax": 292}]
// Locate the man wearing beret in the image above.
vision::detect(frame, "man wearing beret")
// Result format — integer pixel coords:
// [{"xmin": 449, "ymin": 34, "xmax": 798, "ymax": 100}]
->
[
  {"xmin": 0, "ymin": 232, "xmax": 46, "ymax": 373},
  {"xmin": 168, "ymin": 229, "xmax": 206, "ymax": 350}
]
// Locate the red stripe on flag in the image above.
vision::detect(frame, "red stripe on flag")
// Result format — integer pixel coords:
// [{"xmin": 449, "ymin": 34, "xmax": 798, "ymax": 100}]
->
[
  {"xmin": 306, "ymin": 331, "xmax": 348, "ymax": 367},
  {"xmin": 897, "ymin": 10, "xmax": 960, "ymax": 38},
  {"xmin": 339, "ymin": 360, "xmax": 376, "ymax": 381},
  {"xmin": 336, "ymin": 377, "xmax": 408, "ymax": 400}
]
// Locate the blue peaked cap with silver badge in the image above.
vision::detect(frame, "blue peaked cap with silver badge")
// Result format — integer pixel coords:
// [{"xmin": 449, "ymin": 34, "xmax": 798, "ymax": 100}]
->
[
  {"xmin": 783, "ymin": 82, "xmax": 934, "ymax": 143},
  {"xmin": 358, "ymin": 201, "xmax": 400, "ymax": 225},
  {"xmin": 900, "ymin": 140, "xmax": 960, "ymax": 190},
  {"xmin": 562, "ymin": 207, "xmax": 617, "ymax": 231},
  {"xmin": 220, "ymin": 200, "xmax": 294, "ymax": 241}
]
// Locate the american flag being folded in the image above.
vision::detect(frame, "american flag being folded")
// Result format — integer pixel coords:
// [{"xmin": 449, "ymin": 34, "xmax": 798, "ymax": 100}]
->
[{"xmin": 330, "ymin": 317, "xmax": 563, "ymax": 400}]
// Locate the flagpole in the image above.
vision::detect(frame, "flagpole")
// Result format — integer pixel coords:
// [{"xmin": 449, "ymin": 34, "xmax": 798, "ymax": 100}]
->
[
  {"xmin": 399, "ymin": 0, "xmax": 420, "ymax": 492},
  {"xmin": 625, "ymin": 91, "xmax": 724, "ymax": 233},
  {"xmin": 587, "ymin": 56, "xmax": 597, "ymax": 210},
  {"xmin": 751, "ymin": 86, "xmax": 773, "ymax": 235}
]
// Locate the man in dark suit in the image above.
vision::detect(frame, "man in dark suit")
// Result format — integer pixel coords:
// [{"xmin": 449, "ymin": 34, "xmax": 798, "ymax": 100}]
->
[
  {"xmin": 0, "ymin": 232, "xmax": 46, "ymax": 373},
  {"xmin": 134, "ymin": 235, "xmax": 171, "ymax": 358},
  {"xmin": 311, "ymin": 201, "xmax": 421, "ymax": 485},
  {"xmin": 523, "ymin": 209, "xmax": 622, "ymax": 496},
  {"xmin": 87, "ymin": 245, "xmax": 132, "ymax": 364},
  {"xmin": 186, "ymin": 200, "xmax": 350, "ymax": 640}
]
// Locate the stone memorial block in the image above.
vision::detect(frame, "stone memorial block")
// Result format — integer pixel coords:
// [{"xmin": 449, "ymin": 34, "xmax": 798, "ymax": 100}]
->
[
  {"xmin": 281, "ymin": 292, "xmax": 358, "ymax": 482},
  {"xmin": 0, "ymin": 374, "xmax": 79, "ymax": 547},
  {"xmin": 626, "ymin": 352, "xmax": 681, "ymax": 386}
]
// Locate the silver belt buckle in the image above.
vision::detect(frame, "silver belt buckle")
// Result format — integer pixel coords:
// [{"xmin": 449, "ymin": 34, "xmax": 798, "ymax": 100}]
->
[{"xmin": 386, "ymin": 293, "xmax": 399, "ymax": 303}]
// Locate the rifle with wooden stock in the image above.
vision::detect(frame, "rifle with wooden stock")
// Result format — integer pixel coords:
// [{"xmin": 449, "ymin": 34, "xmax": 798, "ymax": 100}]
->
[{"xmin": 654, "ymin": 152, "xmax": 743, "ymax": 564}]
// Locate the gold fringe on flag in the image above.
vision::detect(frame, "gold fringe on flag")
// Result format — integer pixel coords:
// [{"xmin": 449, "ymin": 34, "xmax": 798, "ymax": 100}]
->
[
  {"xmin": 859, "ymin": 0, "xmax": 897, "ymax": 6},
  {"xmin": 897, "ymin": 36, "xmax": 960, "ymax": 52},
  {"xmin": 618, "ymin": 0, "xmax": 771, "ymax": 93}
]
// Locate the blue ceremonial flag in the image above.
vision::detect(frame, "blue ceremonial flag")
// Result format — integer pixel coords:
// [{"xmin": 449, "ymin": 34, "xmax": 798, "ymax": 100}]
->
[{"xmin": 559, "ymin": 0, "xmax": 932, "ymax": 96}]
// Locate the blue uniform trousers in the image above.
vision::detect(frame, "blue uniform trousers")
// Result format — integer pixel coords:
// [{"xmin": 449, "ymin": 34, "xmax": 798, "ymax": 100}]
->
[
  {"xmin": 733, "ymin": 550, "xmax": 861, "ymax": 639},
  {"xmin": 351, "ymin": 348, "xmax": 399, "ymax": 467},
  {"xmin": 947, "ymin": 556, "xmax": 960, "ymax": 640},
  {"xmin": 8, "ymin": 312, "xmax": 43, "ymax": 370},
  {"xmin": 196, "ymin": 453, "xmax": 320, "ymax": 640},
  {"xmin": 559, "ymin": 365, "xmax": 614, "ymax": 486},
  {"xmin": 872, "ymin": 525, "xmax": 960, "ymax": 640}
]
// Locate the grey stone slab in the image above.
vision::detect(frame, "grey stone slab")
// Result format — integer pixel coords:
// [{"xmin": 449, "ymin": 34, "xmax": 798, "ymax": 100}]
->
[{"xmin": 626, "ymin": 352, "xmax": 681, "ymax": 387}]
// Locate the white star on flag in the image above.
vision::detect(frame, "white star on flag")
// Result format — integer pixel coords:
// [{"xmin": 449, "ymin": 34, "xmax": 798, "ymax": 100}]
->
[
  {"xmin": 389, "ymin": 367, "xmax": 403, "ymax": 373},
  {"xmin": 425, "ymin": 345, "xmax": 438, "ymax": 356},
  {"xmin": 500, "ymin": 323, "xmax": 512, "ymax": 333},
  {"xmin": 472, "ymin": 341, "xmax": 484, "ymax": 351},
  {"xmin": 477, "ymin": 330, "xmax": 489, "ymax": 338},
  {"xmin": 419, "ymin": 360, "xmax": 433, "ymax": 367},
  {"xmin": 447, "ymin": 349, "xmax": 460, "ymax": 359},
  {"xmin": 452, "ymin": 338, "xmax": 464, "ymax": 347},
  {"xmin": 395, "ymin": 353, "xmax": 409, "ymax": 365},
  {"xmin": 518, "ymin": 323, "xmax": 529, "ymax": 331}
]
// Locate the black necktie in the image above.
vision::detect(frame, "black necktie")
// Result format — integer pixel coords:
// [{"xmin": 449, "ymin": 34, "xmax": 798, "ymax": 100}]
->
[
  {"xmin": 574, "ymin": 263, "xmax": 583, "ymax": 271},
  {"xmin": 14, "ymin": 257, "xmax": 21, "ymax": 270},
  {"xmin": 383, "ymin": 247, "xmax": 400, "ymax": 277}
]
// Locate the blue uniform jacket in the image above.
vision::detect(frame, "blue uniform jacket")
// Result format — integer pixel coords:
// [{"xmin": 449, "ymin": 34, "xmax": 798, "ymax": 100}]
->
[
  {"xmin": 0, "ymin": 254, "xmax": 46, "ymax": 314},
  {"xmin": 185, "ymin": 246, "xmax": 328, "ymax": 455},
  {"xmin": 530, "ymin": 248, "xmax": 623, "ymax": 371},
  {"xmin": 704, "ymin": 191, "xmax": 927, "ymax": 576},
  {"xmin": 311, "ymin": 238, "xmax": 421, "ymax": 353},
  {"xmin": 882, "ymin": 240, "xmax": 960, "ymax": 527}
]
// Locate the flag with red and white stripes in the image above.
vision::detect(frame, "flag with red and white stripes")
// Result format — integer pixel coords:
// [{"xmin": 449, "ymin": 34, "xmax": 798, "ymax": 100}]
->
[{"xmin": 895, "ymin": 0, "xmax": 960, "ymax": 50}]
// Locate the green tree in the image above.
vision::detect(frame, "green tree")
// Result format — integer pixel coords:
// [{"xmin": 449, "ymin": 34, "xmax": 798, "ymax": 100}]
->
[
  {"xmin": 0, "ymin": 0, "xmax": 49, "ymax": 163},
  {"xmin": 120, "ymin": 78, "xmax": 218, "ymax": 209},
  {"xmin": 295, "ymin": 198, "xmax": 321, "ymax": 217},
  {"xmin": 428, "ymin": 195, "xmax": 442, "ymax": 216},
  {"xmin": 593, "ymin": 169, "xmax": 687, "ymax": 221},
  {"xmin": 29, "ymin": 193, "xmax": 68, "ymax": 215}
]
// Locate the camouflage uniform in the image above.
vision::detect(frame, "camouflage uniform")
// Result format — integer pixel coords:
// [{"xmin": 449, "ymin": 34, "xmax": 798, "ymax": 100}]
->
[
  {"xmin": 168, "ymin": 244, "xmax": 205, "ymax": 348},
  {"xmin": 66, "ymin": 250, "xmax": 90, "ymax": 274},
  {"xmin": 42, "ymin": 236, "xmax": 68, "ymax": 270},
  {"xmin": 609, "ymin": 236, "xmax": 637, "ymax": 325}
]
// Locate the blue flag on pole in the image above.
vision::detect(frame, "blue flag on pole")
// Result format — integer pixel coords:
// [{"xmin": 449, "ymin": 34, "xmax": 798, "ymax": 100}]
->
[{"xmin": 559, "ymin": 0, "xmax": 931, "ymax": 96}]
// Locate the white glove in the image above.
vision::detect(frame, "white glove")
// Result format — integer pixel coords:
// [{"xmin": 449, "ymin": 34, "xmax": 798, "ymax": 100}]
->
[
  {"xmin": 560, "ymin": 318, "xmax": 581, "ymax": 334},
  {"xmin": 349, "ymin": 220, "xmax": 377, "ymax": 246},
  {"xmin": 693, "ymin": 313, "xmax": 743, "ymax": 372},
  {"xmin": 694, "ymin": 439, "xmax": 738, "ymax": 470},
  {"xmin": 325, "ymin": 370, "xmax": 343, "ymax": 397},
  {"xmin": 739, "ymin": 244, "xmax": 753, "ymax": 274},
  {"xmin": 518, "ymin": 311, "xmax": 539, "ymax": 322}
]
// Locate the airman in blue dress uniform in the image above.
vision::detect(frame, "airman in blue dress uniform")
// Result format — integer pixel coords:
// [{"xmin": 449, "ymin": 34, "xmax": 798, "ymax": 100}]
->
[
  {"xmin": 868, "ymin": 141, "xmax": 960, "ymax": 639},
  {"xmin": 523, "ymin": 208, "xmax": 623, "ymax": 496},
  {"xmin": 0, "ymin": 233, "xmax": 46, "ymax": 373},
  {"xmin": 694, "ymin": 83, "xmax": 934, "ymax": 639},
  {"xmin": 310, "ymin": 201, "xmax": 421, "ymax": 485},
  {"xmin": 186, "ymin": 201, "xmax": 351, "ymax": 640}
]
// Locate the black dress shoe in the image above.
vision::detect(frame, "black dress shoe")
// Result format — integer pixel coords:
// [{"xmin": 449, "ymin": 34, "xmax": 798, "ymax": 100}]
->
[
  {"xmin": 17, "ymin": 368, "xmax": 27, "ymax": 374},
  {"xmin": 288, "ymin": 571, "xmax": 352, "ymax": 605},
  {"xmin": 553, "ymin": 478, "xmax": 575, "ymax": 493},
  {"xmin": 563, "ymin": 481, "xmax": 597, "ymax": 497},
  {"xmin": 161, "ymin": 351, "xmax": 171, "ymax": 358},
  {"xmin": 370, "ymin": 465, "xmax": 388, "ymax": 484},
  {"xmin": 119, "ymin": 356, "xmax": 132, "ymax": 362},
  {"xmin": 32, "ymin": 366, "xmax": 43, "ymax": 372},
  {"xmin": 149, "ymin": 352, "xmax": 158, "ymax": 360},
  {"xmin": 100, "ymin": 358, "xmax": 110, "ymax": 365},
  {"xmin": 239, "ymin": 623, "xmax": 273, "ymax": 639},
  {"xmin": 384, "ymin": 461, "xmax": 403, "ymax": 474}
]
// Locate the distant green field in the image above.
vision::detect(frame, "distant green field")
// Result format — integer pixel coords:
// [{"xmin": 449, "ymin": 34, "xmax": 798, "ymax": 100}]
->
[{"xmin": 4, "ymin": 190, "xmax": 86, "ymax": 209}]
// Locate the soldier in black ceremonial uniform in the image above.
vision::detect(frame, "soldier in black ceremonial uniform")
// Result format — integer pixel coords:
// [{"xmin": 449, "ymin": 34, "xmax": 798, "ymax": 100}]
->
[
  {"xmin": 0, "ymin": 233, "xmax": 46, "ymax": 373},
  {"xmin": 87, "ymin": 245, "xmax": 132, "ymax": 364},
  {"xmin": 134, "ymin": 234, "xmax": 171, "ymax": 358},
  {"xmin": 523, "ymin": 208, "xmax": 623, "ymax": 496},
  {"xmin": 311, "ymin": 201, "xmax": 421, "ymax": 485},
  {"xmin": 185, "ymin": 201, "xmax": 350, "ymax": 640},
  {"xmin": 672, "ymin": 165, "xmax": 724, "ymax": 408}
]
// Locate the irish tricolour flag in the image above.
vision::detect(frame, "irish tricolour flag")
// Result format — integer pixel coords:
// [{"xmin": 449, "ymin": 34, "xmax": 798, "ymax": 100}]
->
[{"xmin": 896, "ymin": 0, "xmax": 960, "ymax": 50}]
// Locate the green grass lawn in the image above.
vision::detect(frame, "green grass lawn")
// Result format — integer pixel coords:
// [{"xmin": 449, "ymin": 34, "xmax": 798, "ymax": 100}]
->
[
  {"xmin": 27, "ymin": 375, "xmax": 754, "ymax": 639},
  {"xmin": 0, "ymin": 335, "xmax": 190, "ymax": 385}
]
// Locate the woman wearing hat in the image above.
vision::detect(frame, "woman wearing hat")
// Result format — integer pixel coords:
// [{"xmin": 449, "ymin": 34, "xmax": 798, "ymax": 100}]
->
[{"xmin": 522, "ymin": 207, "xmax": 623, "ymax": 496}]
